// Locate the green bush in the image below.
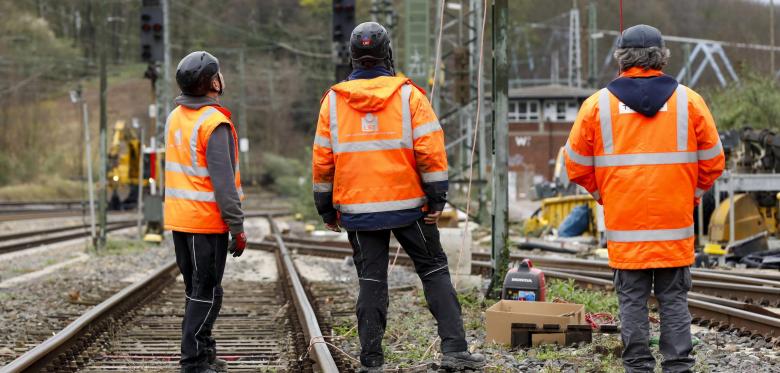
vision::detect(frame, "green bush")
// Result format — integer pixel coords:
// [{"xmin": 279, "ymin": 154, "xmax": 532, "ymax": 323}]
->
[
  {"xmin": 705, "ymin": 71, "xmax": 780, "ymax": 130},
  {"xmin": 260, "ymin": 151, "xmax": 320, "ymax": 222}
]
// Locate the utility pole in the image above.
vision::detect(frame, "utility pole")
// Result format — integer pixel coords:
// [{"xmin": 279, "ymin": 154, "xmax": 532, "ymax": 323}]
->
[
  {"xmin": 97, "ymin": 4, "xmax": 108, "ymax": 250},
  {"xmin": 587, "ymin": 2, "xmax": 598, "ymax": 87},
  {"xmin": 71, "ymin": 87, "xmax": 96, "ymax": 243},
  {"xmin": 769, "ymin": 0, "xmax": 777, "ymax": 76},
  {"xmin": 491, "ymin": 0, "xmax": 509, "ymax": 296},
  {"xmin": 472, "ymin": 0, "xmax": 488, "ymax": 224},
  {"xmin": 238, "ymin": 49, "xmax": 249, "ymax": 178}
]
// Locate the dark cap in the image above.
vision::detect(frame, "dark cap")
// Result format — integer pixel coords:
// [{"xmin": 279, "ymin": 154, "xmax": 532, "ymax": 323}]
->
[{"xmin": 618, "ymin": 24, "xmax": 664, "ymax": 49}]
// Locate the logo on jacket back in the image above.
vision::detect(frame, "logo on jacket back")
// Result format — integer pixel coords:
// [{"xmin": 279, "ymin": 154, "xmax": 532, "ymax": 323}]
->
[
  {"xmin": 361, "ymin": 113, "xmax": 379, "ymax": 132},
  {"xmin": 619, "ymin": 102, "xmax": 667, "ymax": 114}
]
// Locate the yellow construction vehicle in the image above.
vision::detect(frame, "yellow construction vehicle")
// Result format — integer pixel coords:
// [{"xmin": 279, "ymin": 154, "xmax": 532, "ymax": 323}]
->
[
  {"xmin": 704, "ymin": 128, "xmax": 780, "ymax": 259},
  {"xmin": 107, "ymin": 120, "xmax": 144, "ymax": 210}
]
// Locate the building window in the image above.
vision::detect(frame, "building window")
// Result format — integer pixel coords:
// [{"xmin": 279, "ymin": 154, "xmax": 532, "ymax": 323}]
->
[
  {"xmin": 508, "ymin": 100, "xmax": 540, "ymax": 122},
  {"xmin": 544, "ymin": 99, "xmax": 578, "ymax": 122}
]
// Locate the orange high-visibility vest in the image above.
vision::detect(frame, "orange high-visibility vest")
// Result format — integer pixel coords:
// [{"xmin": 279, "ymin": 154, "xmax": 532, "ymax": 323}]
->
[
  {"xmin": 164, "ymin": 105, "xmax": 242, "ymax": 234},
  {"xmin": 565, "ymin": 69, "xmax": 724, "ymax": 269},
  {"xmin": 312, "ymin": 76, "xmax": 448, "ymax": 215}
]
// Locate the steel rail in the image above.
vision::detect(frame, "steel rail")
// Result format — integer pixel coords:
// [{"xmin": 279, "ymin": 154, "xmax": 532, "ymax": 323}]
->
[
  {"xmin": 265, "ymin": 216, "xmax": 339, "ymax": 373},
  {"xmin": 0, "ymin": 221, "xmax": 135, "ymax": 254},
  {"xmin": 472, "ymin": 252, "xmax": 780, "ymax": 288},
  {"xmin": 542, "ymin": 269, "xmax": 780, "ymax": 341},
  {"xmin": 252, "ymin": 238, "xmax": 780, "ymax": 341},
  {"xmin": 544, "ymin": 268, "xmax": 780, "ymax": 306},
  {"xmin": 275, "ymin": 236, "xmax": 780, "ymax": 288},
  {"xmin": 0, "ymin": 260, "xmax": 179, "ymax": 373}
]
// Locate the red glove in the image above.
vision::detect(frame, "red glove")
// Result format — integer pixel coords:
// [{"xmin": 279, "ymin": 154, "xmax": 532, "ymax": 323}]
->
[
  {"xmin": 229, "ymin": 232, "xmax": 247, "ymax": 257},
  {"xmin": 694, "ymin": 197, "xmax": 701, "ymax": 207}
]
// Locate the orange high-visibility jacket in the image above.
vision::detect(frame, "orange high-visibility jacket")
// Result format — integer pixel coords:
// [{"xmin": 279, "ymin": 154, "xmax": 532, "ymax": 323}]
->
[
  {"xmin": 312, "ymin": 76, "xmax": 448, "ymax": 230},
  {"xmin": 164, "ymin": 105, "xmax": 242, "ymax": 233},
  {"xmin": 565, "ymin": 68, "xmax": 725, "ymax": 269}
]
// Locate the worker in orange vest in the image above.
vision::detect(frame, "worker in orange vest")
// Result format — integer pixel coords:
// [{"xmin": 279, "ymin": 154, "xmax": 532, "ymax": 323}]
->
[
  {"xmin": 165, "ymin": 51, "xmax": 247, "ymax": 373},
  {"xmin": 312, "ymin": 22, "xmax": 485, "ymax": 372},
  {"xmin": 565, "ymin": 25, "xmax": 724, "ymax": 372}
]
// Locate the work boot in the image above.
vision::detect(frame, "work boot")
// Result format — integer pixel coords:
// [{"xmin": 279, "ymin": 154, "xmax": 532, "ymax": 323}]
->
[
  {"xmin": 206, "ymin": 347, "xmax": 227, "ymax": 372},
  {"xmin": 440, "ymin": 351, "xmax": 486, "ymax": 371},
  {"xmin": 180, "ymin": 365, "xmax": 217, "ymax": 373},
  {"xmin": 209, "ymin": 357, "xmax": 227, "ymax": 372},
  {"xmin": 357, "ymin": 364, "xmax": 384, "ymax": 372}
]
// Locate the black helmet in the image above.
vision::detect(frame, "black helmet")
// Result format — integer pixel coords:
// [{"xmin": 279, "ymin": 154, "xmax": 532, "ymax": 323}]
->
[
  {"xmin": 176, "ymin": 51, "xmax": 220, "ymax": 96},
  {"xmin": 350, "ymin": 22, "xmax": 394, "ymax": 72}
]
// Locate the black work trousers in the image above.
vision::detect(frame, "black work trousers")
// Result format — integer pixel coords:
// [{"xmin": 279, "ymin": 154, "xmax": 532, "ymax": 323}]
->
[
  {"xmin": 614, "ymin": 267, "xmax": 695, "ymax": 373},
  {"xmin": 347, "ymin": 219, "xmax": 468, "ymax": 367},
  {"xmin": 173, "ymin": 231, "xmax": 228, "ymax": 372}
]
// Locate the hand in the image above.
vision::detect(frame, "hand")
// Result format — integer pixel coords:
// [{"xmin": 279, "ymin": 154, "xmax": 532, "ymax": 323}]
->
[
  {"xmin": 325, "ymin": 222, "xmax": 341, "ymax": 232},
  {"xmin": 424, "ymin": 211, "xmax": 442, "ymax": 225},
  {"xmin": 228, "ymin": 231, "xmax": 247, "ymax": 257},
  {"xmin": 694, "ymin": 197, "xmax": 702, "ymax": 207}
]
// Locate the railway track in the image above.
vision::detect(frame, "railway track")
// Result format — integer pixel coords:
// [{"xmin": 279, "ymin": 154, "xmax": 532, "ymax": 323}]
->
[
  {"xmin": 0, "ymin": 221, "xmax": 136, "ymax": 255},
  {"xmin": 0, "ymin": 216, "xmax": 341, "ymax": 373},
  {"xmin": 254, "ymin": 235, "xmax": 780, "ymax": 344}
]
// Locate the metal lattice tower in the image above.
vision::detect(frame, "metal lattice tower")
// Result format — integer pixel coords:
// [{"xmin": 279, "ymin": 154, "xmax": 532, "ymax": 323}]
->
[{"xmin": 567, "ymin": 6, "xmax": 582, "ymax": 88}]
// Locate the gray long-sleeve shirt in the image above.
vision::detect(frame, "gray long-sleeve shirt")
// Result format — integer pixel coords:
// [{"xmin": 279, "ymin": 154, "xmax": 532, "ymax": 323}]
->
[{"xmin": 174, "ymin": 94, "xmax": 244, "ymax": 234}]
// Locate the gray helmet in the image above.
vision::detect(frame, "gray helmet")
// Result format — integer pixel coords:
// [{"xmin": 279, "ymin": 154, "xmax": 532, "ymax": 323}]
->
[{"xmin": 176, "ymin": 51, "xmax": 221, "ymax": 96}]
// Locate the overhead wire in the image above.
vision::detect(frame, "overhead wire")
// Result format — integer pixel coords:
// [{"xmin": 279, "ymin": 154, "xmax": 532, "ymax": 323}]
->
[
  {"xmin": 453, "ymin": 0, "xmax": 489, "ymax": 289},
  {"xmin": 429, "ymin": 0, "xmax": 446, "ymax": 103}
]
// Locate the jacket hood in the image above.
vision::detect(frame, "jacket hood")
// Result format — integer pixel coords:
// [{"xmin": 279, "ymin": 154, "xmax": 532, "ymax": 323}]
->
[
  {"xmin": 331, "ymin": 76, "xmax": 410, "ymax": 112},
  {"xmin": 606, "ymin": 73, "xmax": 678, "ymax": 117},
  {"xmin": 174, "ymin": 94, "xmax": 219, "ymax": 110}
]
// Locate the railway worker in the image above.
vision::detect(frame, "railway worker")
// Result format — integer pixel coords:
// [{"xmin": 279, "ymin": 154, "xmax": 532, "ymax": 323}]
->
[
  {"xmin": 311, "ymin": 22, "xmax": 486, "ymax": 372},
  {"xmin": 565, "ymin": 25, "xmax": 725, "ymax": 373},
  {"xmin": 164, "ymin": 51, "xmax": 246, "ymax": 373}
]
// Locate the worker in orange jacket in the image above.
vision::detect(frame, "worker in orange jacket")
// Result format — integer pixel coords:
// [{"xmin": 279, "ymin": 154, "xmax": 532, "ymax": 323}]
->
[
  {"xmin": 165, "ymin": 51, "xmax": 247, "ymax": 373},
  {"xmin": 565, "ymin": 25, "xmax": 724, "ymax": 373},
  {"xmin": 311, "ymin": 22, "xmax": 485, "ymax": 372}
]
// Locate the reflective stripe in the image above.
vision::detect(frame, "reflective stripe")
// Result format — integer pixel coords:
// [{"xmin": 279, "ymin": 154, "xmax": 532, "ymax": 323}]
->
[
  {"xmin": 421, "ymin": 170, "xmax": 448, "ymax": 183},
  {"xmin": 313, "ymin": 134, "xmax": 332, "ymax": 148},
  {"xmin": 237, "ymin": 187, "xmax": 244, "ymax": 199},
  {"xmin": 606, "ymin": 224, "xmax": 694, "ymax": 242},
  {"xmin": 565, "ymin": 140, "xmax": 594, "ymax": 166},
  {"xmin": 190, "ymin": 107, "xmax": 218, "ymax": 169},
  {"xmin": 676, "ymin": 85, "xmax": 689, "ymax": 151},
  {"xmin": 166, "ymin": 188, "xmax": 216, "ymax": 202},
  {"xmin": 594, "ymin": 151, "xmax": 697, "ymax": 167},
  {"xmin": 697, "ymin": 139, "xmax": 722, "ymax": 161},
  {"xmin": 695, "ymin": 187, "xmax": 706, "ymax": 198},
  {"xmin": 401, "ymin": 84, "xmax": 413, "ymax": 148},
  {"xmin": 336, "ymin": 140, "xmax": 409, "ymax": 153},
  {"xmin": 165, "ymin": 161, "xmax": 209, "ymax": 177},
  {"xmin": 313, "ymin": 183, "xmax": 333, "ymax": 192},
  {"xmin": 336, "ymin": 197, "xmax": 427, "ymax": 214},
  {"xmin": 598, "ymin": 89, "xmax": 613, "ymax": 154},
  {"xmin": 413, "ymin": 120, "xmax": 442, "ymax": 140},
  {"xmin": 329, "ymin": 90, "xmax": 339, "ymax": 148},
  {"xmin": 591, "ymin": 190, "xmax": 601, "ymax": 201}
]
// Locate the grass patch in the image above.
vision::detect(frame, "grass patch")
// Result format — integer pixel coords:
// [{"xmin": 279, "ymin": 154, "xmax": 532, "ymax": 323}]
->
[
  {"xmin": 546, "ymin": 278, "xmax": 619, "ymax": 314},
  {"xmin": 97, "ymin": 239, "xmax": 147, "ymax": 256},
  {"xmin": 0, "ymin": 177, "xmax": 85, "ymax": 201}
]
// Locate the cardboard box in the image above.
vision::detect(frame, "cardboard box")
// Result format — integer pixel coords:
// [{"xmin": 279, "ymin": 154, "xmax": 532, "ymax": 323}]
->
[
  {"xmin": 532, "ymin": 332, "xmax": 566, "ymax": 346},
  {"xmin": 485, "ymin": 300, "xmax": 585, "ymax": 345}
]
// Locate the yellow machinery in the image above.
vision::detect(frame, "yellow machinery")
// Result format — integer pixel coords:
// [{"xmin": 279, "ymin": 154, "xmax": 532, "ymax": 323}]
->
[
  {"xmin": 704, "ymin": 127, "xmax": 780, "ymax": 257},
  {"xmin": 107, "ymin": 120, "xmax": 144, "ymax": 210},
  {"xmin": 708, "ymin": 194, "xmax": 772, "ymax": 243}
]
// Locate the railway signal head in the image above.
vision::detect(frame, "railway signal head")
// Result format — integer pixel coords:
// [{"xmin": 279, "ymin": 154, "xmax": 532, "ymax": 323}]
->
[{"xmin": 140, "ymin": 2, "xmax": 164, "ymax": 63}]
